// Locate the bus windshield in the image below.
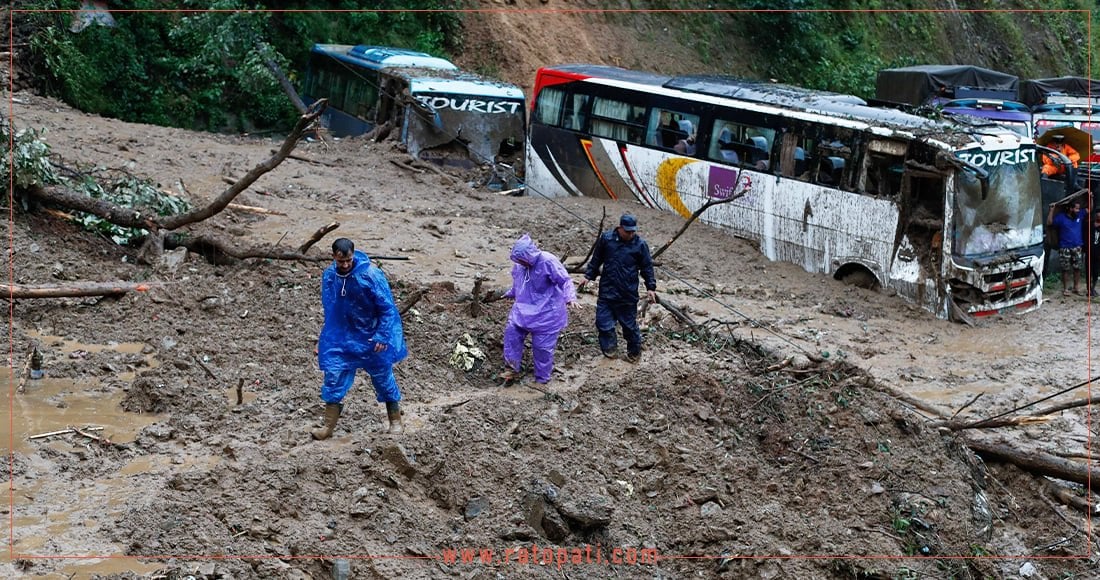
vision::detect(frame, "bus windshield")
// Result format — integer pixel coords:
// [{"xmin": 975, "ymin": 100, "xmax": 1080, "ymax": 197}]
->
[{"xmin": 953, "ymin": 146, "xmax": 1043, "ymax": 256}]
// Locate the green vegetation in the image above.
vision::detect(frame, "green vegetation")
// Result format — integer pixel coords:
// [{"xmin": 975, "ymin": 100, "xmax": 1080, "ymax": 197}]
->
[
  {"xmin": 3, "ymin": 115, "xmax": 190, "ymax": 245},
  {"xmin": 19, "ymin": 1, "xmax": 462, "ymax": 133}
]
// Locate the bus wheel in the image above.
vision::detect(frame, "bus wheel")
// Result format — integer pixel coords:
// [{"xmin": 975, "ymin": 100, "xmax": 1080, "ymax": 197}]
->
[{"xmin": 837, "ymin": 267, "xmax": 880, "ymax": 291}]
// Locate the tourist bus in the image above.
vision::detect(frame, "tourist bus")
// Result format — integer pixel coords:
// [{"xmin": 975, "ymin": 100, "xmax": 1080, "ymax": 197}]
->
[
  {"xmin": 524, "ymin": 64, "xmax": 1061, "ymax": 322},
  {"xmin": 303, "ymin": 44, "xmax": 526, "ymax": 168}
]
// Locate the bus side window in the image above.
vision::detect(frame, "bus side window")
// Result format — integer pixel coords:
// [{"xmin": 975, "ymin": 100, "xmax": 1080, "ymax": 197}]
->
[
  {"xmin": 779, "ymin": 133, "xmax": 812, "ymax": 180},
  {"xmin": 865, "ymin": 153, "xmax": 904, "ymax": 196},
  {"xmin": 817, "ymin": 157, "xmax": 845, "ymax": 186},
  {"xmin": 534, "ymin": 87, "xmax": 566, "ymax": 127}
]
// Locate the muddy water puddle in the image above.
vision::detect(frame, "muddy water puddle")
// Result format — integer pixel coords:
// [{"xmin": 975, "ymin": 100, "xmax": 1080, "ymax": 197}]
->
[{"xmin": 6, "ymin": 336, "xmax": 170, "ymax": 576}]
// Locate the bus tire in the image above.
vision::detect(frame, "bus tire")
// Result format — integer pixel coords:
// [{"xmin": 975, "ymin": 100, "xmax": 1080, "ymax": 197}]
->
[{"xmin": 840, "ymin": 269, "xmax": 880, "ymax": 290}]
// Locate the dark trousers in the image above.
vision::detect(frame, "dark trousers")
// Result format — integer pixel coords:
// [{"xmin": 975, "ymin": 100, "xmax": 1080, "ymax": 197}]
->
[{"xmin": 595, "ymin": 299, "xmax": 641, "ymax": 356}]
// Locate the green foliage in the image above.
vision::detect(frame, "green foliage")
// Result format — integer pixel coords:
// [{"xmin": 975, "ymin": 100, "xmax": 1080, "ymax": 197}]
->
[
  {"xmin": 24, "ymin": 1, "xmax": 463, "ymax": 133},
  {"xmin": 1, "ymin": 120, "xmax": 60, "ymax": 191},
  {"xmin": 73, "ymin": 176, "xmax": 192, "ymax": 245}
]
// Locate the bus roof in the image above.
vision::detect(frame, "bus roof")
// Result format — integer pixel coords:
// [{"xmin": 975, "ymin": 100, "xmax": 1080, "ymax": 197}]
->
[
  {"xmin": 311, "ymin": 44, "xmax": 458, "ymax": 71},
  {"xmin": 541, "ymin": 64, "xmax": 950, "ymax": 133}
]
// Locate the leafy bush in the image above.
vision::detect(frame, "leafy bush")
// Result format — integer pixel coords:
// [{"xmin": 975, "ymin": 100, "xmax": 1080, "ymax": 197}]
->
[
  {"xmin": 73, "ymin": 176, "xmax": 192, "ymax": 245},
  {"xmin": 1, "ymin": 120, "xmax": 60, "ymax": 191}
]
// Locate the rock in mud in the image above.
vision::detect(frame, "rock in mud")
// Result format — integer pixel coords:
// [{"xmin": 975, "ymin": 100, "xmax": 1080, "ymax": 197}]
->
[{"xmin": 557, "ymin": 494, "xmax": 613, "ymax": 528}]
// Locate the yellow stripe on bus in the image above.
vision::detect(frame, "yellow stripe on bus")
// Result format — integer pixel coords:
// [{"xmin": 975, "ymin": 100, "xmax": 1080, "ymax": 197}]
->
[{"xmin": 656, "ymin": 157, "xmax": 698, "ymax": 219}]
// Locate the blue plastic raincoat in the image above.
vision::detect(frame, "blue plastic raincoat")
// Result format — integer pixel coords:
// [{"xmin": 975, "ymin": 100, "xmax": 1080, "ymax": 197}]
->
[
  {"xmin": 505, "ymin": 234, "xmax": 576, "ymax": 334},
  {"xmin": 318, "ymin": 250, "xmax": 408, "ymax": 371}
]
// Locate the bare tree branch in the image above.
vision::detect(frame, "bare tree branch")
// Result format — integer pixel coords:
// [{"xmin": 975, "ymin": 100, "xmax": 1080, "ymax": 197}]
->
[
  {"xmin": 652, "ymin": 189, "xmax": 747, "ymax": 261},
  {"xmin": 159, "ymin": 101, "xmax": 325, "ymax": 230}
]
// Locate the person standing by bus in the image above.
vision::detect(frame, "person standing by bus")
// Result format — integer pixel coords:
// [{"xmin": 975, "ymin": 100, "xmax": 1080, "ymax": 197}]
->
[
  {"xmin": 1048, "ymin": 201, "xmax": 1086, "ymax": 296},
  {"xmin": 500, "ymin": 234, "xmax": 578, "ymax": 384},
  {"xmin": 313, "ymin": 238, "xmax": 408, "ymax": 438},
  {"xmin": 579, "ymin": 214, "xmax": 657, "ymax": 362}
]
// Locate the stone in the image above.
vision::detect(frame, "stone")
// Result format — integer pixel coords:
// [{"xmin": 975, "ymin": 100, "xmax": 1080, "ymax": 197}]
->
[
  {"xmin": 557, "ymin": 494, "xmax": 613, "ymax": 528},
  {"xmin": 464, "ymin": 496, "xmax": 488, "ymax": 520}
]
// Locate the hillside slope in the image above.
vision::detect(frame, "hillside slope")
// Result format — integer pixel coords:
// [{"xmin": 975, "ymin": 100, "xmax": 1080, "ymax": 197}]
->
[{"xmin": 454, "ymin": 1, "xmax": 1093, "ymax": 98}]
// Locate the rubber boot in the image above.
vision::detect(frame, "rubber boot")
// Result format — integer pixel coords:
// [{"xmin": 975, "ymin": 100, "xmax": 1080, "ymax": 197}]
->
[
  {"xmin": 386, "ymin": 401, "xmax": 404, "ymax": 434},
  {"xmin": 311, "ymin": 403, "xmax": 341, "ymax": 440}
]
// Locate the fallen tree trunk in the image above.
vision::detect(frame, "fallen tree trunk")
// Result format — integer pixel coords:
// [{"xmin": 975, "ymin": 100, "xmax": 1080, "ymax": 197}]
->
[
  {"xmin": 965, "ymin": 437, "xmax": 1100, "ymax": 494},
  {"xmin": 26, "ymin": 101, "xmax": 326, "ymax": 258},
  {"xmin": 2, "ymin": 281, "xmax": 156, "ymax": 299},
  {"xmin": 165, "ymin": 232, "xmax": 330, "ymax": 263}
]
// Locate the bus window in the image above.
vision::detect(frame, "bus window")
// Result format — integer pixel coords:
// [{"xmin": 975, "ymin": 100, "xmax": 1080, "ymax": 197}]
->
[
  {"xmin": 590, "ymin": 97, "xmax": 647, "ymax": 144},
  {"xmin": 345, "ymin": 77, "xmax": 378, "ymax": 122},
  {"xmin": 863, "ymin": 140, "xmax": 907, "ymax": 197},
  {"xmin": 779, "ymin": 132, "xmax": 813, "ymax": 180},
  {"xmin": 563, "ymin": 93, "xmax": 591, "ymax": 131},
  {"xmin": 649, "ymin": 109, "xmax": 699, "ymax": 150},
  {"xmin": 814, "ymin": 136, "xmax": 854, "ymax": 189},
  {"xmin": 709, "ymin": 120, "xmax": 775, "ymax": 170},
  {"xmin": 534, "ymin": 87, "xmax": 565, "ymax": 126}
]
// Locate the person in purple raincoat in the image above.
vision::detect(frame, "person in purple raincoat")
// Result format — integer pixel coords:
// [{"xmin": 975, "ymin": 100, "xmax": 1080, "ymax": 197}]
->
[{"xmin": 501, "ymin": 234, "xmax": 578, "ymax": 384}]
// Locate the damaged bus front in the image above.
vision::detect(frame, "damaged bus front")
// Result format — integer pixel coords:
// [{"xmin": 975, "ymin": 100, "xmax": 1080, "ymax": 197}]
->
[
  {"xmin": 303, "ymin": 44, "xmax": 525, "ymax": 169},
  {"xmin": 942, "ymin": 138, "xmax": 1044, "ymax": 320}
]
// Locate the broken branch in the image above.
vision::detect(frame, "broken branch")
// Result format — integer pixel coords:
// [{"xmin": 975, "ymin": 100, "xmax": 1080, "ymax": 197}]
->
[
  {"xmin": 652, "ymin": 189, "xmax": 747, "ymax": 260},
  {"xmin": 298, "ymin": 221, "xmax": 341, "ymax": 254}
]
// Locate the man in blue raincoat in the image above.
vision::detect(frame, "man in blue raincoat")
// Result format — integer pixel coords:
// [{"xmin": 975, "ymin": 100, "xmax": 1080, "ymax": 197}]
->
[
  {"xmin": 502, "ymin": 234, "xmax": 578, "ymax": 384},
  {"xmin": 314, "ymin": 238, "xmax": 408, "ymax": 438},
  {"xmin": 579, "ymin": 214, "xmax": 657, "ymax": 362}
]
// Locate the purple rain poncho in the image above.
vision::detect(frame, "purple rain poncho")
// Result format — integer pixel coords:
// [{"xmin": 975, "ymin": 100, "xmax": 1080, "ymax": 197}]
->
[
  {"xmin": 318, "ymin": 250, "xmax": 408, "ymax": 371},
  {"xmin": 504, "ymin": 234, "xmax": 577, "ymax": 334}
]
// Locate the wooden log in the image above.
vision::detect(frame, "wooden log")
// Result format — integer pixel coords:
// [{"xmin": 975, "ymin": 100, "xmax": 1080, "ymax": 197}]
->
[
  {"xmin": 399, "ymin": 287, "xmax": 428, "ymax": 315},
  {"xmin": 269, "ymin": 149, "xmax": 338, "ymax": 167},
  {"xmin": 468, "ymin": 276, "xmax": 484, "ymax": 317},
  {"xmin": 29, "ymin": 428, "xmax": 75, "ymax": 440},
  {"xmin": 1032, "ymin": 395, "xmax": 1100, "ymax": 416},
  {"xmin": 2, "ymin": 281, "xmax": 156, "ymax": 299},
  {"xmin": 965, "ymin": 437, "xmax": 1100, "ymax": 494},
  {"xmin": 15, "ymin": 350, "xmax": 32, "ymax": 394},
  {"xmin": 227, "ymin": 203, "xmax": 285, "ymax": 216},
  {"xmin": 390, "ymin": 158, "xmax": 424, "ymax": 174}
]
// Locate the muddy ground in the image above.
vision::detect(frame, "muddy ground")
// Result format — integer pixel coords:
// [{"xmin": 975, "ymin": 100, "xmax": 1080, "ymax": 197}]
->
[{"xmin": 3, "ymin": 82, "xmax": 1098, "ymax": 580}]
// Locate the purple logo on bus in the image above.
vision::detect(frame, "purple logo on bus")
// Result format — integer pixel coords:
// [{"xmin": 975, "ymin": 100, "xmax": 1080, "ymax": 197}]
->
[{"xmin": 707, "ymin": 165, "xmax": 752, "ymax": 201}]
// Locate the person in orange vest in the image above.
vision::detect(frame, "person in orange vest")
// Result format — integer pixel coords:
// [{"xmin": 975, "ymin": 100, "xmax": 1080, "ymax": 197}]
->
[{"xmin": 1042, "ymin": 134, "xmax": 1080, "ymax": 177}]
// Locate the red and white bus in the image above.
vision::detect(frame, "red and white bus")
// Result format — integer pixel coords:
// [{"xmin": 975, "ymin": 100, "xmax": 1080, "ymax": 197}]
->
[{"xmin": 524, "ymin": 64, "xmax": 1056, "ymax": 322}]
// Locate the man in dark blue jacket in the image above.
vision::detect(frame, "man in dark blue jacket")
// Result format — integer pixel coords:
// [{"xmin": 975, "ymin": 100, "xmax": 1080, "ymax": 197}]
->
[{"xmin": 579, "ymin": 214, "xmax": 657, "ymax": 362}]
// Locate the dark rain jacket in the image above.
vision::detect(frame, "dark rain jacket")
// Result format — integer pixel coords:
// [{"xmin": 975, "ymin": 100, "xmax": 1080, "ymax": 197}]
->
[
  {"xmin": 318, "ymin": 250, "xmax": 408, "ymax": 371},
  {"xmin": 584, "ymin": 230, "xmax": 657, "ymax": 303}
]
